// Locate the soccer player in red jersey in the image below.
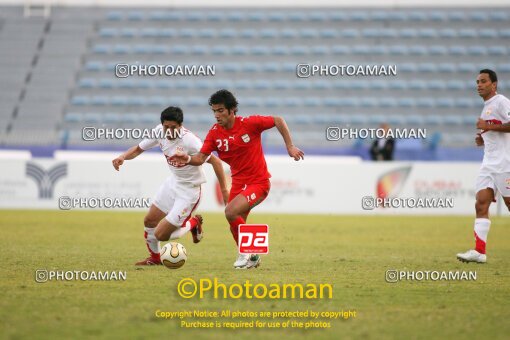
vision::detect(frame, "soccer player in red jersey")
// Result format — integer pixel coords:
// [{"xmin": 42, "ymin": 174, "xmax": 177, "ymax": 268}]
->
[{"xmin": 171, "ymin": 90, "xmax": 304, "ymax": 269}]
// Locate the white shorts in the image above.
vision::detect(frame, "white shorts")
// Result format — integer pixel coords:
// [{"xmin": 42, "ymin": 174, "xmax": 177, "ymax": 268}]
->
[
  {"xmin": 476, "ymin": 172, "xmax": 510, "ymax": 198},
  {"xmin": 152, "ymin": 176, "xmax": 201, "ymax": 227}
]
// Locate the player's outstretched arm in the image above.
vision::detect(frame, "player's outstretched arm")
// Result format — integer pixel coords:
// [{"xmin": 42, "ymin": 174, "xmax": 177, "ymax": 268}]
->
[
  {"xmin": 273, "ymin": 116, "xmax": 305, "ymax": 161},
  {"xmin": 171, "ymin": 152, "xmax": 209, "ymax": 166},
  {"xmin": 207, "ymin": 155, "xmax": 229, "ymax": 205},
  {"xmin": 477, "ymin": 118, "xmax": 510, "ymax": 133},
  {"xmin": 112, "ymin": 145, "xmax": 144, "ymax": 171}
]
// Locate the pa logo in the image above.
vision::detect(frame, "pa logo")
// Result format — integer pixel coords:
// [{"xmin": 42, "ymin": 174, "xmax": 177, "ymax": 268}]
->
[{"xmin": 25, "ymin": 162, "xmax": 67, "ymax": 199}]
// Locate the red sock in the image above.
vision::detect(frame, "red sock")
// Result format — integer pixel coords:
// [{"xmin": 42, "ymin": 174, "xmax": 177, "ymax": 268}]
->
[
  {"xmin": 474, "ymin": 231, "xmax": 486, "ymax": 254},
  {"xmin": 187, "ymin": 216, "xmax": 199, "ymax": 230},
  {"xmin": 229, "ymin": 217, "xmax": 245, "ymax": 245}
]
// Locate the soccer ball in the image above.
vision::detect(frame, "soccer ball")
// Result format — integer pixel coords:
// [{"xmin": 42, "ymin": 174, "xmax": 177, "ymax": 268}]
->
[{"xmin": 160, "ymin": 242, "xmax": 187, "ymax": 269}]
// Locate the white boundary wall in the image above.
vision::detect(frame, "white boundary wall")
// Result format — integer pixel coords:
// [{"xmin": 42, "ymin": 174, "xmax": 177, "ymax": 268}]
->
[
  {"xmin": 0, "ymin": 152, "xmax": 505, "ymax": 216},
  {"xmin": 0, "ymin": 0, "xmax": 509, "ymax": 7}
]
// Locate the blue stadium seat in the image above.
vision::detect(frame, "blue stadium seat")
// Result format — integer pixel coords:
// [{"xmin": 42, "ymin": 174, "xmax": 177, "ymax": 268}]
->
[
  {"xmin": 309, "ymin": 11, "xmax": 327, "ymax": 22},
  {"xmin": 267, "ymin": 12, "xmax": 285, "ymax": 22},
  {"xmin": 419, "ymin": 28, "xmax": 437, "ymax": 38},
  {"xmin": 179, "ymin": 28, "xmax": 195, "ymax": 38},
  {"xmin": 405, "ymin": 114, "xmax": 424, "ymax": 125},
  {"xmin": 303, "ymin": 97, "xmax": 321, "ymax": 107},
  {"xmin": 458, "ymin": 29, "xmax": 477, "ymax": 38},
  {"xmin": 381, "ymin": 29, "xmax": 397, "ymax": 38},
  {"xmin": 499, "ymin": 64, "xmax": 510, "ymax": 72},
  {"xmin": 438, "ymin": 63, "xmax": 456, "ymax": 73},
  {"xmin": 479, "ymin": 29, "xmax": 497, "ymax": 38},
  {"xmin": 398, "ymin": 63, "xmax": 416, "ymax": 72},
  {"xmin": 187, "ymin": 97, "xmax": 203, "ymax": 107},
  {"xmin": 371, "ymin": 46, "xmax": 386, "ymax": 55},
  {"xmin": 332, "ymin": 45, "xmax": 349, "ymax": 54},
  {"xmin": 190, "ymin": 45, "xmax": 207, "ymax": 55},
  {"xmin": 340, "ymin": 29, "xmax": 358, "ymax": 38},
  {"xmin": 427, "ymin": 81, "xmax": 446, "ymax": 90},
  {"xmin": 300, "ymin": 29, "xmax": 318, "ymax": 38},
  {"xmin": 442, "ymin": 115, "xmax": 463, "ymax": 126},
  {"xmin": 195, "ymin": 80, "xmax": 212, "ymax": 89},
  {"xmin": 133, "ymin": 45, "xmax": 151, "ymax": 54},
  {"xmin": 139, "ymin": 114, "xmax": 155, "ymax": 124},
  {"xmin": 186, "ymin": 12, "xmax": 204, "ymax": 21},
  {"xmin": 140, "ymin": 28, "xmax": 158, "ymax": 37},
  {"xmin": 78, "ymin": 78, "xmax": 96, "ymax": 88},
  {"xmin": 294, "ymin": 114, "xmax": 314, "ymax": 125},
  {"xmin": 368, "ymin": 114, "xmax": 386, "ymax": 124},
  {"xmin": 436, "ymin": 98, "xmax": 455, "ymax": 108},
  {"xmin": 387, "ymin": 12, "xmax": 406, "ymax": 21},
  {"xmin": 84, "ymin": 113, "xmax": 102, "ymax": 123},
  {"xmin": 284, "ymin": 97, "xmax": 301, "ymax": 107},
  {"xmin": 330, "ymin": 12, "xmax": 347, "ymax": 21},
  {"xmin": 352, "ymin": 45, "xmax": 371, "ymax": 55},
  {"xmin": 417, "ymin": 62, "xmax": 437, "ymax": 73},
  {"xmin": 219, "ymin": 28, "xmax": 237, "ymax": 39},
  {"xmin": 438, "ymin": 28, "xmax": 457, "ymax": 38},
  {"xmin": 448, "ymin": 11, "xmax": 466, "ymax": 21},
  {"xmin": 350, "ymin": 11, "xmax": 369, "ymax": 21},
  {"xmin": 231, "ymin": 46, "xmax": 248, "ymax": 55},
  {"xmin": 120, "ymin": 28, "xmax": 137, "ymax": 37},
  {"xmin": 409, "ymin": 45, "xmax": 427, "ymax": 55},
  {"xmin": 106, "ymin": 11, "xmax": 122, "ymax": 21},
  {"xmin": 127, "ymin": 11, "xmax": 144, "ymax": 21},
  {"xmin": 399, "ymin": 28, "xmax": 417, "ymax": 39},
  {"xmin": 389, "ymin": 45, "xmax": 408, "ymax": 55},
  {"xmin": 64, "ymin": 113, "xmax": 83, "ymax": 123},
  {"xmin": 99, "ymin": 28, "xmax": 117, "ymax": 37},
  {"xmin": 260, "ymin": 29, "xmax": 278, "ymax": 39},
  {"xmin": 239, "ymin": 29, "xmax": 257, "ymax": 39},
  {"xmin": 362, "ymin": 28, "xmax": 379, "ymax": 38},
  {"xmin": 99, "ymin": 79, "xmax": 115, "ymax": 89},
  {"xmin": 488, "ymin": 46, "xmax": 507, "ymax": 55},
  {"xmin": 123, "ymin": 113, "xmax": 138, "ymax": 124},
  {"xmin": 416, "ymin": 98, "xmax": 435, "ymax": 108},
  {"xmin": 387, "ymin": 115, "xmax": 405, "ymax": 125},
  {"xmin": 228, "ymin": 11, "xmax": 245, "ymax": 22},
  {"xmin": 407, "ymin": 80, "xmax": 427, "ymax": 90},
  {"xmin": 145, "ymin": 96, "xmax": 165, "ymax": 106},
  {"xmin": 398, "ymin": 98, "xmax": 415, "ymax": 108},
  {"xmin": 71, "ymin": 96, "xmax": 89, "ymax": 106},
  {"xmin": 467, "ymin": 46, "xmax": 486, "ymax": 56},
  {"xmin": 113, "ymin": 45, "xmax": 130, "ymax": 54},
  {"xmin": 243, "ymin": 97, "xmax": 262, "ymax": 107},
  {"xmin": 446, "ymin": 80, "xmax": 465, "ymax": 90},
  {"xmin": 499, "ymin": 29, "xmax": 510, "ymax": 38},
  {"xmin": 170, "ymin": 45, "xmax": 189, "ymax": 54},
  {"xmin": 264, "ymin": 97, "xmax": 280, "ymax": 107},
  {"xmin": 174, "ymin": 80, "xmax": 192, "ymax": 90},
  {"xmin": 429, "ymin": 46, "xmax": 447, "ymax": 55},
  {"xmin": 92, "ymin": 44, "xmax": 109, "ymax": 54},
  {"xmin": 129, "ymin": 97, "xmax": 146, "ymax": 106},
  {"xmin": 369, "ymin": 81, "xmax": 387, "ymax": 90},
  {"xmin": 207, "ymin": 11, "xmax": 222, "ymax": 21},
  {"xmin": 347, "ymin": 115, "xmax": 366, "ymax": 125},
  {"xmin": 259, "ymin": 62, "xmax": 278, "ymax": 72},
  {"xmin": 251, "ymin": 46, "xmax": 270, "ymax": 55},
  {"xmin": 469, "ymin": 12, "xmax": 487, "ymax": 22},
  {"xmin": 110, "ymin": 96, "xmax": 128, "ymax": 106},
  {"xmin": 248, "ymin": 12, "xmax": 265, "ymax": 21},
  {"xmin": 489, "ymin": 11, "xmax": 508, "ymax": 21},
  {"xmin": 457, "ymin": 63, "xmax": 476, "ymax": 72},
  {"xmin": 273, "ymin": 80, "xmax": 291, "ymax": 90},
  {"xmin": 450, "ymin": 46, "xmax": 467, "ymax": 55},
  {"xmin": 425, "ymin": 115, "xmax": 442, "ymax": 125},
  {"xmin": 338, "ymin": 98, "xmax": 358, "ymax": 107},
  {"xmin": 456, "ymin": 98, "xmax": 477, "ymax": 108},
  {"xmin": 288, "ymin": 12, "xmax": 306, "ymax": 21},
  {"xmin": 281, "ymin": 29, "xmax": 298, "ymax": 39},
  {"xmin": 429, "ymin": 11, "xmax": 446, "ymax": 22},
  {"xmin": 311, "ymin": 46, "xmax": 329, "ymax": 55},
  {"xmin": 320, "ymin": 29, "xmax": 337, "ymax": 39},
  {"xmin": 272, "ymin": 46, "xmax": 289, "ymax": 55},
  {"xmin": 312, "ymin": 80, "xmax": 330, "ymax": 90},
  {"xmin": 148, "ymin": 12, "xmax": 167, "ymax": 21},
  {"xmin": 290, "ymin": 46, "xmax": 308, "ymax": 55},
  {"xmin": 253, "ymin": 80, "xmax": 270, "ymax": 90},
  {"xmin": 360, "ymin": 98, "xmax": 378, "ymax": 108},
  {"xmin": 103, "ymin": 113, "xmax": 122, "ymax": 124},
  {"xmin": 197, "ymin": 28, "xmax": 215, "ymax": 39},
  {"xmin": 322, "ymin": 98, "xmax": 341, "ymax": 107},
  {"xmin": 407, "ymin": 11, "xmax": 427, "ymax": 21},
  {"xmin": 371, "ymin": 10, "xmax": 389, "ymax": 21}
]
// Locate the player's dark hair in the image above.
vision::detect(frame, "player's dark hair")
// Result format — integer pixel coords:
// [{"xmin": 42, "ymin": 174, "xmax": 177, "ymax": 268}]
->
[
  {"xmin": 209, "ymin": 89, "xmax": 238, "ymax": 114},
  {"xmin": 479, "ymin": 69, "xmax": 498, "ymax": 83},
  {"xmin": 160, "ymin": 106, "xmax": 183, "ymax": 124}
]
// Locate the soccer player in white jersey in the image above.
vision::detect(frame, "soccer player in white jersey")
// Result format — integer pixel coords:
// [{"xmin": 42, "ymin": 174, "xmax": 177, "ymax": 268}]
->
[
  {"xmin": 457, "ymin": 69, "xmax": 510, "ymax": 263},
  {"xmin": 112, "ymin": 106, "xmax": 229, "ymax": 265}
]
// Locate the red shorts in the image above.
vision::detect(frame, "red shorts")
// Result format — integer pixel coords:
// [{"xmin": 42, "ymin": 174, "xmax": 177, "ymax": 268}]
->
[{"xmin": 229, "ymin": 180, "xmax": 271, "ymax": 209}]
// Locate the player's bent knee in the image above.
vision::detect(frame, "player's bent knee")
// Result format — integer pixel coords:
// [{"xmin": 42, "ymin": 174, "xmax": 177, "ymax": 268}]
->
[
  {"xmin": 224, "ymin": 205, "xmax": 238, "ymax": 221},
  {"xmin": 475, "ymin": 200, "xmax": 490, "ymax": 215},
  {"xmin": 154, "ymin": 228, "xmax": 170, "ymax": 242},
  {"xmin": 143, "ymin": 215, "xmax": 158, "ymax": 228}
]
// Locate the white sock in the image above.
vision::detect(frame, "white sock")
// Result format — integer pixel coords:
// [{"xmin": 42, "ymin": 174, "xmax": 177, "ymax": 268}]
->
[
  {"xmin": 144, "ymin": 227, "xmax": 160, "ymax": 256},
  {"xmin": 474, "ymin": 218, "xmax": 491, "ymax": 254},
  {"xmin": 169, "ymin": 221, "xmax": 192, "ymax": 240}
]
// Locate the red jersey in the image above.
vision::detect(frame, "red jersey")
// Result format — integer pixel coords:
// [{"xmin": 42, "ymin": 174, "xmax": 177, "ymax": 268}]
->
[{"xmin": 201, "ymin": 115, "xmax": 275, "ymax": 185}]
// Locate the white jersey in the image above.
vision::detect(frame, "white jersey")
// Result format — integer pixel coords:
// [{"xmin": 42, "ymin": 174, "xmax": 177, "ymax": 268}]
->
[
  {"xmin": 139, "ymin": 124, "xmax": 208, "ymax": 186},
  {"xmin": 479, "ymin": 94, "xmax": 510, "ymax": 174}
]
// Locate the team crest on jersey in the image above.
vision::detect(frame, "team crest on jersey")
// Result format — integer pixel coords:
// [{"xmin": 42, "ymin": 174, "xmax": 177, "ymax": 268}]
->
[
  {"xmin": 506, "ymin": 178, "xmax": 510, "ymax": 190},
  {"xmin": 176, "ymin": 146, "xmax": 185, "ymax": 154},
  {"xmin": 485, "ymin": 108, "xmax": 492, "ymax": 115},
  {"xmin": 241, "ymin": 134, "xmax": 250, "ymax": 143}
]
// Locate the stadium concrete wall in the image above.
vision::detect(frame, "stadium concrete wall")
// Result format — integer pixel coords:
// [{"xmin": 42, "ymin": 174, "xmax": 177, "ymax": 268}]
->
[
  {"xmin": 0, "ymin": 0, "xmax": 509, "ymax": 7},
  {"xmin": 0, "ymin": 153, "xmax": 504, "ymax": 215}
]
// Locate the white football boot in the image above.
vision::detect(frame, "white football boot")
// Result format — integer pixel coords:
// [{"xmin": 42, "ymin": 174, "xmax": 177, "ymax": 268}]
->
[
  {"xmin": 247, "ymin": 254, "xmax": 261, "ymax": 269},
  {"xmin": 456, "ymin": 249, "xmax": 487, "ymax": 263},
  {"xmin": 233, "ymin": 253, "xmax": 250, "ymax": 269}
]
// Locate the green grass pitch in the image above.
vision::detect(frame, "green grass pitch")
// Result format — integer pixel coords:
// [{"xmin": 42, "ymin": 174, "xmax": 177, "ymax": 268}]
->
[{"xmin": 0, "ymin": 210, "xmax": 509, "ymax": 339}]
